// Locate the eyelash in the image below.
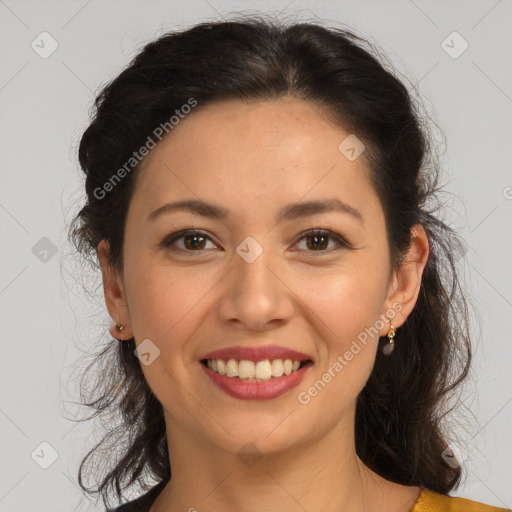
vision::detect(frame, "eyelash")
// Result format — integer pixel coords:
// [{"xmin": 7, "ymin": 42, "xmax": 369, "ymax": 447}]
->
[{"xmin": 161, "ymin": 228, "xmax": 351, "ymax": 256}]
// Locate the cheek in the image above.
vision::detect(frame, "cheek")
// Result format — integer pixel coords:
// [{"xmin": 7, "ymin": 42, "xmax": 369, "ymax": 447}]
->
[
  {"xmin": 296, "ymin": 260, "xmax": 389, "ymax": 342},
  {"xmin": 123, "ymin": 254, "xmax": 220, "ymax": 354},
  {"xmin": 291, "ymin": 259, "xmax": 389, "ymax": 400},
  {"xmin": 122, "ymin": 257, "xmax": 221, "ymax": 407},
  {"xmin": 294, "ymin": 304, "xmax": 379, "ymax": 413}
]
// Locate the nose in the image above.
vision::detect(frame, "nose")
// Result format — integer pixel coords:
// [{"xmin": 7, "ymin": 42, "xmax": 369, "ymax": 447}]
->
[{"xmin": 216, "ymin": 244, "xmax": 295, "ymax": 331}]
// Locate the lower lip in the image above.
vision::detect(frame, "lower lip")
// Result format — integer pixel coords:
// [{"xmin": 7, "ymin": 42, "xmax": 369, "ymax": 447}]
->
[{"xmin": 200, "ymin": 362, "xmax": 312, "ymax": 400}]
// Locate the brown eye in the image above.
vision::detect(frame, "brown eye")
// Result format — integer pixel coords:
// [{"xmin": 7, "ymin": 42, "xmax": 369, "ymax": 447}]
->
[
  {"xmin": 162, "ymin": 230, "xmax": 218, "ymax": 253},
  {"xmin": 305, "ymin": 233, "xmax": 330, "ymax": 251},
  {"xmin": 294, "ymin": 229, "xmax": 349, "ymax": 255}
]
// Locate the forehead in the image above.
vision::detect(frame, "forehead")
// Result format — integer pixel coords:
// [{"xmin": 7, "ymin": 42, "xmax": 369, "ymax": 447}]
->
[{"xmin": 130, "ymin": 97, "xmax": 377, "ymax": 223}]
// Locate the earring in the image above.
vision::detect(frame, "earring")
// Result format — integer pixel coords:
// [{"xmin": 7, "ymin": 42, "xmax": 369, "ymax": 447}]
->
[
  {"xmin": 382, "ymin": 325, "xmax": 396, "ymax": 355},
  {"xmin": 116, "ymin": 323, "xmax": 125, "ymax": 338}
]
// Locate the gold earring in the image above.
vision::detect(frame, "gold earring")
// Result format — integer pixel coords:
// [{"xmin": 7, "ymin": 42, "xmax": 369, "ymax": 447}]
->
[{"xmin": 383, "ymin": 325, "xmax": 396, "ymax": 355}]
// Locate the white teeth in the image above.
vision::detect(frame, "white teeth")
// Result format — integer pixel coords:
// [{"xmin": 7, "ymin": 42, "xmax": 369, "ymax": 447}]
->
[
  {"xmin": 271, "ymin": 359, "xmax": 284, "ymax": 377},
  {"xmin": 226, "ymin": 359, "xmax": 239, "ymax": 377},
  {"xmin": 205, "ymin": 358, "xmax": 306, "ymax": 381},
  {"xmin": 239, "ymin": 360, "xmax": 255, "ymax": 379},
  {"xmin": 255, "ymin": 360, "xmax": 272, "ymax": 380}
]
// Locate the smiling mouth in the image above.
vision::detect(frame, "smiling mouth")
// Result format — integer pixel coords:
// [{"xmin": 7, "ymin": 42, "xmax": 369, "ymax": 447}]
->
[{"xmin": 200, "ymin": 358, "xmax": 311, "ymax": 382}]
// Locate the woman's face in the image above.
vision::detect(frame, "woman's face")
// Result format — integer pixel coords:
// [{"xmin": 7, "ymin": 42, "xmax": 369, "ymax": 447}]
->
[{"xmin": 100, "ymin": 97, "xmax": 422, "ymax": 458}]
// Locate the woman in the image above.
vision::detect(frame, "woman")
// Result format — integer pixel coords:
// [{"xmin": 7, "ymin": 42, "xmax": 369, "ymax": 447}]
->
[{"xmin": 69, "ymin": 15, "xmax": 509, "ymax": 512}]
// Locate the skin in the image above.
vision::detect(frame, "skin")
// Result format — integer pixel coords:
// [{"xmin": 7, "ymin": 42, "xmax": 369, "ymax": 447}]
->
[{"xmin": 98, "ymin": 97, "xmax": 429, "ymax": 512}]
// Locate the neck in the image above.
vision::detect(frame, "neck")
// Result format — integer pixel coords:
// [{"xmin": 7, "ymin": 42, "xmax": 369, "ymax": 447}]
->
[{"xmin": 149, "ymin": 405, "xmax": 420, "ymax": 512}]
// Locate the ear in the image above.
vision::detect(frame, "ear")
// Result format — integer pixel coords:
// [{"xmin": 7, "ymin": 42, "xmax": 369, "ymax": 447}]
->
[
  {"xmin": 97, "ymin": 239, "xmax": 133, "ymax": 340},
  {"xmin": 380, "ymin": 224, "xmax": 430, "ymax": 334}
]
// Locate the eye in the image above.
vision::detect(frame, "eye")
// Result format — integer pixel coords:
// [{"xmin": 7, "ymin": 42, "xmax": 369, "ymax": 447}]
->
[
  {"xmin": 293, "ymin": 229, "xmax": 350, "ymax": 255},
  {"xmin": 161, "ymin": 228, "xmax": 350, "ymax": 256},
  {"xmin": 161, "ymin": 230, "xmax": 219, "ymax": 254}
]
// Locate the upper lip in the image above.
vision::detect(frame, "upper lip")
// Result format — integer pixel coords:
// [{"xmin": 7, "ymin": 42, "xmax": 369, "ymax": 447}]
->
[{"xmin": 201, "ymin": 345, "xmax": 313, "ymax": 363}]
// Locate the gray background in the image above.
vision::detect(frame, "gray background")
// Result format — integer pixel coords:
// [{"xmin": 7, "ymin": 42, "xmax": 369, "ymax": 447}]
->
[{"xmin": 0, "ymin": 0, "xmax": 511, "ymax": 510}]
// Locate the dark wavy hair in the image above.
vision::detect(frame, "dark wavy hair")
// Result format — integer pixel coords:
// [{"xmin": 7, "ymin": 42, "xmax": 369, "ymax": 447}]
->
[{"xmin": 68, "ymin": 14, "xmax": 471, "ymax": 509}]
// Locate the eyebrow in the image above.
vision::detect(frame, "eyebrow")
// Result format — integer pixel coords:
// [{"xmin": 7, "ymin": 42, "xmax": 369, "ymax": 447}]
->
[{"xmin": 147, "ymin": 198, "xmax": 363, "ymax": 224}]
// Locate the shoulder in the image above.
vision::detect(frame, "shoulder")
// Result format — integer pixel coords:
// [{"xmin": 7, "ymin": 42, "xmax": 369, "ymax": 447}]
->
[
  {"xmin": 412, "ymin": 490, "xmax": 510, "ymax": 512},
  {"xmin": 106, "ymin": 495, "xmax": 153, "ymax": 512},
  {"xmin": 106, "ymin": 481, "xmax": 166, "ymax": 512},
  {"xmin": 106, "ymin": 496, "xmax": 151, "ymax": 512}
]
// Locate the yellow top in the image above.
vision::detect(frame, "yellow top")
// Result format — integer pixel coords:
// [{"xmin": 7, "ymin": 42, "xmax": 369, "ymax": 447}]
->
[{"xmin": 412, "ymin": 490, "xmax": 510, "ymax": 511}]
